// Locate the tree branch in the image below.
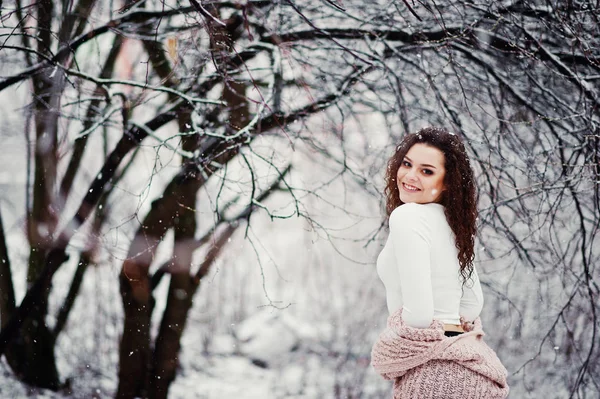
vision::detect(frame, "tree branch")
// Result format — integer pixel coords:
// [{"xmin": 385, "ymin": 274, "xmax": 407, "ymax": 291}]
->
[{"xmin": 60, "ymin": 33, "xmax": 124, "ymax": 201}]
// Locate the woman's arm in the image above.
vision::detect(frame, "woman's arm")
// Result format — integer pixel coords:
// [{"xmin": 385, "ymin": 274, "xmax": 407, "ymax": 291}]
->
[
  {"xmin": 459, "ymin": 266, "xmax": 484, "ymax": 322},
  {"xmin": 388, "ymin": 204, "xmax": 434, "ymax": 328}
]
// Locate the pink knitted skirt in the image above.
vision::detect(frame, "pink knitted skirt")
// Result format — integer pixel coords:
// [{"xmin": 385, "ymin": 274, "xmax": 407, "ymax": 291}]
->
[{"xmin": 371, "ymin": 310, "xmax": 509, "ymax": 399}]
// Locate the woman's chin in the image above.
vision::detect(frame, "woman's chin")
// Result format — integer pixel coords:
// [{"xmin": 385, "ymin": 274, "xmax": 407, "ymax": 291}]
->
[{"xmin": 400, "ymin": 194, "xmax": 420, "ymax": 204}]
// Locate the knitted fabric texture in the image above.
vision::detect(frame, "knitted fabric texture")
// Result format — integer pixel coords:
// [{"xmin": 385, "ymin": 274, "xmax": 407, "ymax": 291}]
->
[{"xmin": 371, "ymin": 309, "xmax": 509, "ymax": 399}]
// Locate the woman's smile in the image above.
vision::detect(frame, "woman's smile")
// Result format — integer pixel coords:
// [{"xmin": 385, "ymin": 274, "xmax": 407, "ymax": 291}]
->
[{"xmin": 401, "ymin": 182, "xmax": 421, "ymax": 192}]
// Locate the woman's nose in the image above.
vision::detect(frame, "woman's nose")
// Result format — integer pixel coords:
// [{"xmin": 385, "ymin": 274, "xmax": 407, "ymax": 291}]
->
[{"xmin": 406, "ymin": 168, "xmax": 418, "ymax": 180}]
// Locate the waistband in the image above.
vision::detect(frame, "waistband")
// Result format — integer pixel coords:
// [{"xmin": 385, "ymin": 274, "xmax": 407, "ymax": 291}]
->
[{"xmin": 443, "ymin": 323, "xmax": 465, "ymax": 333}]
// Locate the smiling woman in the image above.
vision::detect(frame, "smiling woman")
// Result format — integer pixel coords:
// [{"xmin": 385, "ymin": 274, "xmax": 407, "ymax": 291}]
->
[
  {"xmin": 371, "ymin": 127, "xmax": 509, "ymax": 398},
  {"xmin": 396, "ymin": 143, "xmax": 446, "ymax": 204}
]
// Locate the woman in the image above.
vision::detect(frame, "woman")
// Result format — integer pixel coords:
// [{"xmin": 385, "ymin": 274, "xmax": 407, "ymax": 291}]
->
[{"xmin": 371, "ymin": 127, "xmax": 509, "ymax": 399}]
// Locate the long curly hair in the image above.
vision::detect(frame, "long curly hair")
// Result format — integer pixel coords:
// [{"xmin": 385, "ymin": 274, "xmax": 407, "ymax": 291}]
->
[{"xmin": 384, "ymin": 127, "xmax": 478, "ymax": 281}]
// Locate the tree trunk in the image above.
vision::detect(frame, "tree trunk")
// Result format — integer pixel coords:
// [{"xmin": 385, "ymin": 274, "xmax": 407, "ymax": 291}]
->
[
  {"xmin": 4, "ymin": 0, "xmax": 103, "ymax": 383},
  {"xmin": 149, "ymin": 227, "xmax": 236, "ymax": 399},
  {"xmin": 10, "ymin": 0, "xmax": 63, "ymax": 386},
  {"xmin": 116, "ymin": 172, "xmax": 203, "ymax": 397},
  {"xmin": 148, "ymin": 106, "xmax": 198, "ymax": 399},
  {"xmin": 52, "ymin": 253, "xmax": 90, "ymax": 338},
  {"xmin": 8, "ymin": 299, "xmax": 60, "ymax": 389},
  {"xmin": 115, "ymin": 27, "xmax": 203, "ymax": 393},
  {"xmin": 116, "ymin": 269, "xmax": 152, "ymax": 399},
  {"xmin": 14, "ymin": 85, "xmax": 62, "ymax": 388},
  {"xmin": 118, "ymin": 5, "xmax": 247, "ymax": 397},
  {"xmin": 0, "ymin": 209, "xmax": 15, "ymax": 328},
  {"xmin": 146, "ymin": 26, "xmax": 251, "ymax": 390},
  {"xmin": 2, "ymin": 249, "xmax": 67, "ymax": 390},
  {"xmin": 149, "ymin": 273, "xmax": 195, "ymax": 399}
]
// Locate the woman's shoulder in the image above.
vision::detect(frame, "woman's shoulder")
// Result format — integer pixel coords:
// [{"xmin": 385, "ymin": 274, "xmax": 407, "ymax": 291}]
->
[
  {"xmin": 388, "ymin": 203, "xmax": 444, "ymax": 240},
  {"xmin": 389, "ymin": 203, "xmax": 444, "ymax": 223}
]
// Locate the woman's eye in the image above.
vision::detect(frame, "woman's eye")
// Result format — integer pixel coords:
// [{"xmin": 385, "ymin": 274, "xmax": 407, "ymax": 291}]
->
[
  {"xmin": 422, "ymin": 169, "xmax": 433, "ymax": 175},
  {"xmin": 402, "ymin": 161, "xmax": 411, "ymax": 167}
]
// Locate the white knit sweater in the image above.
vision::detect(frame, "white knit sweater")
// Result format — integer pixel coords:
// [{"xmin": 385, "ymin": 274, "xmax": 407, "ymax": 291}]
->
[{"xmin": 376, "ymin": 202, "xmax": 483, "ymax": 327}]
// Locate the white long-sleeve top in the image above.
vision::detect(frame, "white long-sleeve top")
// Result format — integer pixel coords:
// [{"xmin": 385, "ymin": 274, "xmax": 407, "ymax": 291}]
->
[{"xmin": 376, "ymin": 202, "xmax": 483, "ymax": 328}]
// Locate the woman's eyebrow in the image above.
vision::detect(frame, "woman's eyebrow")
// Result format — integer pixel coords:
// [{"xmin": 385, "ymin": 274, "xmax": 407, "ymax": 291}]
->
[{"xmin": 404, "ymin": 156, "xmax": 437, "ymax": 169}]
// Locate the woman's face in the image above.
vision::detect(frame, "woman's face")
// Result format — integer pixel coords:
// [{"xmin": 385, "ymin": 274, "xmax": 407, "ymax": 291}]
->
[{"xmin": 396, "ymin": 143, "xmax": 446, "ymax": 204}]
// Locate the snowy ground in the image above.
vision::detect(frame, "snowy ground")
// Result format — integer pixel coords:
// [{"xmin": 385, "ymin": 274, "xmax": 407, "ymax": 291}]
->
[
  {"xmin": 0, "ymin": 305, "xmax": 391, "ymax": 399},
  {"xmin": 1, "ymin": 353, "xmax": 388, "ymax": 399}
]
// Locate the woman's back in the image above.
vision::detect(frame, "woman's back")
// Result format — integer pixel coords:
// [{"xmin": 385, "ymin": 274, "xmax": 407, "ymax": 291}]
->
[{"xmin": 376, "ymin": 202, "xmax": 483, "ymax": 327}]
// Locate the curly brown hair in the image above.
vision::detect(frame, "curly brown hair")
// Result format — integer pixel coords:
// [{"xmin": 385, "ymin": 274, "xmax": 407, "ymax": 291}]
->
[{"xmin": 384, "ymin": 126, "xmax": 478, "ymax": 281}]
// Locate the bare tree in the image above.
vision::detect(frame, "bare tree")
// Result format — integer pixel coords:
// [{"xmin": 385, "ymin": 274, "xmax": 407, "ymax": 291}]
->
[{"xmin": 0, "ymin": 0, "xmax": 598, "ymax": 398}]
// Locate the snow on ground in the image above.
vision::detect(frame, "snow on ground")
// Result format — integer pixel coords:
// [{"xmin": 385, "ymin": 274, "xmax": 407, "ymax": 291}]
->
[{"xmin": 1, "ymin": 316, "xmax": 390, "ymax": 399}]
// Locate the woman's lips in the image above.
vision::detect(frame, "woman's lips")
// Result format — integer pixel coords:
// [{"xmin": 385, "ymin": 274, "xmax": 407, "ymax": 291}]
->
[{"xmin": 402, "ymin": 182, "xmax": 421, "ymax": 192}]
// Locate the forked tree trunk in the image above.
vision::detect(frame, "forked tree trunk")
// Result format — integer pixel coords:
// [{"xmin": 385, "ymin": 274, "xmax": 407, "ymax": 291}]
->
[
  {"xmin": 116, "ymin": 175, "xmax": 205, "ymax": 398},
  {"xmin": 147, "ymin": 24, "xmax": 250, "ymax": 393},
  {"xmin": 148, "ymin": 107, "xmax": 198, "ymax": 399},
  {"xmin": 117, "ymin": 6, "xmax": 246, "ymax": 396}
]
